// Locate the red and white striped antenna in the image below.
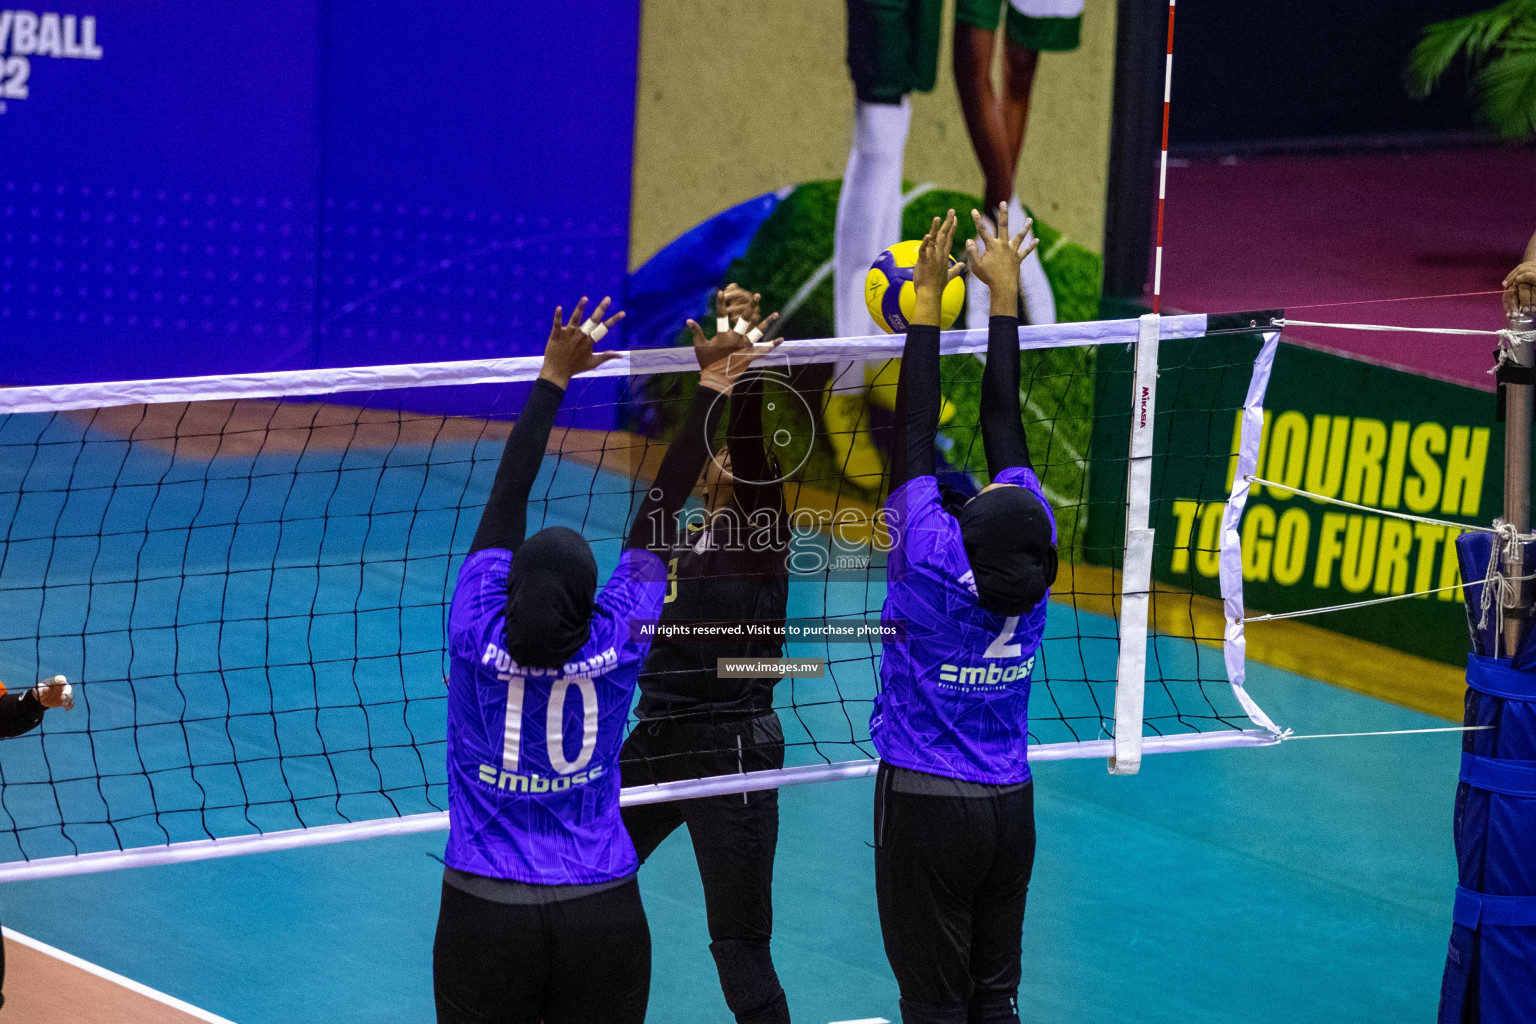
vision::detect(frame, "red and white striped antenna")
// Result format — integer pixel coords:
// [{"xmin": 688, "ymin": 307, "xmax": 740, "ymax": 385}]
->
[{"xmin": 1152, "ymin": 0, "xmax": 1176, "ymax": 314}]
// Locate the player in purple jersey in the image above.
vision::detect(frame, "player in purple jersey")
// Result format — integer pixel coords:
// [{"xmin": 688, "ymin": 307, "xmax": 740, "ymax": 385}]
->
[
  {"xmin": 432, "ymin": 296, "xmax": 781, "ymax": 1024},
  {"xmin": 872, "ymin": 207, "xmax": 1057, "ymax": 1024}
]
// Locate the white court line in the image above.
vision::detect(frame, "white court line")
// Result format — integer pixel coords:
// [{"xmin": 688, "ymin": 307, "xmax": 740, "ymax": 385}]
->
[
  {"xmin": 1, "ymin": 927, "xmax": 238, "ymax": 1024},
  {"xmin": 829, "ymin": 1018, "xmax": 891, "ymax": 1024}
]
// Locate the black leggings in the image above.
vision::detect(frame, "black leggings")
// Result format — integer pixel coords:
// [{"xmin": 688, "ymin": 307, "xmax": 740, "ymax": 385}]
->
[
  {"xmin": 874, "ymin": 764, "xmax": 1036, "ymax": 1024},
  {"xmin": 620, "ymin": 713, "xmax": 789, "ymax": 1024},
  {"xmin": 432, "ymin": 878, "xmax": 650, "ymax": 1024}
]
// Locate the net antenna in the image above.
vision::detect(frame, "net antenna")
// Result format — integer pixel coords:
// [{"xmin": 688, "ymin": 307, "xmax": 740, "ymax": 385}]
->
[{"xmin": 0, "ymin": 312, "xmax": 1285, "ymax": 882}]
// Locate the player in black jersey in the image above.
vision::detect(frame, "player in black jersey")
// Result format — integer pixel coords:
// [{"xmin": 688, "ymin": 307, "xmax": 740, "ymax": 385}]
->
[{"xmin": 620, "ymin": 286, "xmax": 794, "ymax": 1024}]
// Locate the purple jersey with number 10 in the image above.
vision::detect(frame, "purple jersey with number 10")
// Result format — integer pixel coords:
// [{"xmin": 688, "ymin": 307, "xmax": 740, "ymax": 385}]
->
[
  {"xmin": 872, "ymin": 467, "xmax": 1055, "ymax": 785},
  {"xmin": 444, "ymin": 546, "xmax": 667, "ymax": 885}
]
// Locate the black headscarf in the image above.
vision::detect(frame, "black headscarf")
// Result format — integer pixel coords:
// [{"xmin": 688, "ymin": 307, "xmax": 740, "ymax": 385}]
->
[
  {"xmin": 503, "ymin": 526, "xmax": 598, "ymax": 668},
  {"xmin": 958, "ymin": 486, "xmax": 1058, "ymax": 616}
]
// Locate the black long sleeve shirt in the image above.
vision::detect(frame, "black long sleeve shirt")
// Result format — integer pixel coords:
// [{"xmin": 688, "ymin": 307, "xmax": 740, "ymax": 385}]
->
[
  {"xmin": 978, "ymin": 314, "xmax": 1032, "ymax": 475},
  {"xmin": 636, "ymin": 376, "xmax": 791, "ymax": 721},
  {"xmin": 0, "ymin": 689, "xmax": 46, "ymax": 739},
  {"xmin": 467, "ymin": 377, "xmax": 715, "ymax": 559},
  {"xmin": 891, "ymin": 315, "xmax": 1031, "ymax": 492}
]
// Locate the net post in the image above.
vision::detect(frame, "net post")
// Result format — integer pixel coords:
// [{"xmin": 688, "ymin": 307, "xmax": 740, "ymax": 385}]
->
[
  {"xmin": 1504, "ymin": 309, "xmax": 1536, "ymax": 655},
  {"xmin": 1110, "ymin": 313, "xmax": 1160, "ymax": 775}
]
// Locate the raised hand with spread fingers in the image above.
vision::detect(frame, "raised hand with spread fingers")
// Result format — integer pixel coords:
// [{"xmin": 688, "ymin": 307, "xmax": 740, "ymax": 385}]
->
[
  {"xmin": 911, "ymin": 210, "xmax": 966, "ymax": 328},
  {"xmin": 538, "ymin": 296, "xmax": 625, "ymax": 389},
  {"xmin": 967, "ymin": 202, "xmax": 1040, "ymax": 320},
  {"xmin": 687, "ymin": 291, "xmax": 783, "ymax": 395}
]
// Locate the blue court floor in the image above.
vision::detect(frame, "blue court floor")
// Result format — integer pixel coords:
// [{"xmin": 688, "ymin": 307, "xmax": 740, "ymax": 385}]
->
[
  {"xmin": 0, "ymin": 414, "xmax": 1461, "ymax": 1020},
  {"xmin": 0, "ymin": 653, "xmax": 1459, "ymax": 1023}
]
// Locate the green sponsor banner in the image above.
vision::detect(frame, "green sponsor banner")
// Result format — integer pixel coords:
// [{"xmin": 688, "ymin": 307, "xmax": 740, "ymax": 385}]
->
[{"xmin": 1085, "ymin": 335, "xmax": 1502, "ymax": 666}]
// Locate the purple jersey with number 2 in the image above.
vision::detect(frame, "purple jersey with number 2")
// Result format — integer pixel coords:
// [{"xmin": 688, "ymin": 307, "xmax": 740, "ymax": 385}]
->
[
  {"xmin": 444, "ymin": 546, "xmax": 667, "ymax": 884},
  {"xmin": 872, "ymin": 467, "xmax": 1055, "ymax": 784}
]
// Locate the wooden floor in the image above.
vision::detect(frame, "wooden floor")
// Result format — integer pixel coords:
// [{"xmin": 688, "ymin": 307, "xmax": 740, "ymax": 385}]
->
[{"xmin": 3, "ymin": 933, "xmax": 226, "ymax": 1023}]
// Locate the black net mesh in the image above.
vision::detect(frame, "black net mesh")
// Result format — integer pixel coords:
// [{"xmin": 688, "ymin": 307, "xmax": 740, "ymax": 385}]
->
[{"xmin": 0, "ymin": 322, "xmax": 1274, "ymax": 867}]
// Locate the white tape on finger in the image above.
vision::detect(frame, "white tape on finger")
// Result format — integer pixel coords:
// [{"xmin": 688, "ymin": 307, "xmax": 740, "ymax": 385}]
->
[
  {"xmin": 716, "ymin": 316, "xmax": 731, "ymax": 334},
  {"xmin": 589, "ymin": 323, "xmax": 608, "ymax": 342},
  {"xmin": 578, "ymin": 319, "xmax": 598, "ymax": 337},
  {"xmin": 746, "ymin": 327, "xmax": 764, "ymax": 343},
  {"xmin": 733, "ymin": 317, "xmax": 751, "ymax": 335}
]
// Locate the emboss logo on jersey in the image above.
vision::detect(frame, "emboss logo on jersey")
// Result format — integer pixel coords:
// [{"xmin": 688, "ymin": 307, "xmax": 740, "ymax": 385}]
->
[
  {"xmin": 476, "ymin": 762, "xmax": 603, "ymax": 793},
  {"xmin": 938, "ymin": 655, "xmax": 1036, "ymax": 689},
  {"xmin": 480, "ymin": 642, "xmax": 617, "ymax": 678}
]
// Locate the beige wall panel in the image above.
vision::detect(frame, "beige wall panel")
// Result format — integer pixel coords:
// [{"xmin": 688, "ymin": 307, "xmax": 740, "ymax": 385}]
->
[{"xmin": 630, "ymin": 0, "xmax": 1117, "ymax": 270}]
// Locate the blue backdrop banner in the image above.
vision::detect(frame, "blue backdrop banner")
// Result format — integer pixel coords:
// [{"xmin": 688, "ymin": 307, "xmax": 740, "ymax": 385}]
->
[{"xmin": 1, "ymin": 1, "xmax": 641, "ymax": 425}]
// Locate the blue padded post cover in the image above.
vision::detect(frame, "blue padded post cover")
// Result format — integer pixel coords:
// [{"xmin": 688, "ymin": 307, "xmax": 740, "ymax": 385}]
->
[{"xmin": 1438, "ymin": 645, "xmax": 1536, "ymax": 1023}]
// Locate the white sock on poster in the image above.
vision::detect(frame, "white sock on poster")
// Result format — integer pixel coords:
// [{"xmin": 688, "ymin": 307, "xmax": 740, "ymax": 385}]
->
[
  {"xmin": 965, "ymin": 213, "xmax": 994, "ymax": 332},
  {"xmin": 1010, "ymin": 194, "xmax": 1056, "ymax": 326},
  {"xmin": 833, "ymin": 97, "xmax": 911, "ymax": 350}
]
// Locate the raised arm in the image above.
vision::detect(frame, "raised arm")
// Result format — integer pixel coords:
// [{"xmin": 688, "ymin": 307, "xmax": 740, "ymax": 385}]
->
[
  {"xmin": 726, "ymin": 372, "xmax": 780, "ymax": 515},
  {"xmin": 468, "ymin": 298, "xmax": 624, "ymax": 555},
  {"xmin": 966, "ymin": 204, "xmax": 1042, "ymax": 474},
  {"xmin": 1507, "ymin": 228, "xmax": 1536, "ymax": 318},
  {"xmin": 891, "ymin": 211, "xmax": 965, "ymax": 489},
  {"xmin": 718, "ymin": 287, "xmax": 783, "ymax": 515},
  {"xmin": 626, "ymin": 304, "xmax": 782, "ymax": 552}
]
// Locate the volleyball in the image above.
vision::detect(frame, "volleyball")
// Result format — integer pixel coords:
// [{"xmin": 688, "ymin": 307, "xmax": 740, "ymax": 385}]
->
[{"xmin": 864, "ymin": 239, "xmax": 966, "ymax": 333}]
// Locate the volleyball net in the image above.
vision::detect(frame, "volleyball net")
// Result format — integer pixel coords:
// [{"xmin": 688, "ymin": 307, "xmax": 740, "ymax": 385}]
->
[{"xmin": 0, "ymin": 311, "xmax": 1283, "ymax": 881}]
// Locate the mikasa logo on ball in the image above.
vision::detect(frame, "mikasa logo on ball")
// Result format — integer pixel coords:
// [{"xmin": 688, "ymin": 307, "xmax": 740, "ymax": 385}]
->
[{"xmin": 865, "ymin": 239, "xmax": 965, "ymax": 333}]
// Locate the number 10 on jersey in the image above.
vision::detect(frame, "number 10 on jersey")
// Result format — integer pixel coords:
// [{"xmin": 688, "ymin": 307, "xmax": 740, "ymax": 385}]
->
[{"xmin": 500, "ymin": 674, "xmax": 600, "ymax": 776}]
